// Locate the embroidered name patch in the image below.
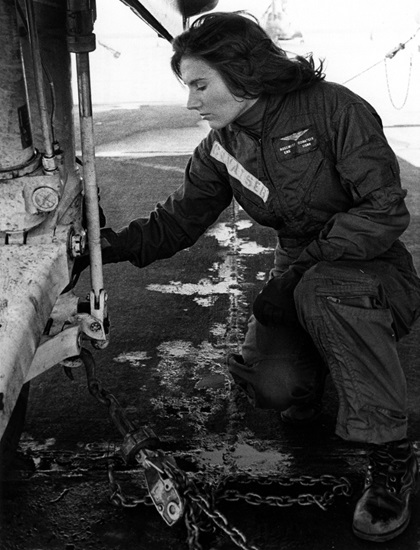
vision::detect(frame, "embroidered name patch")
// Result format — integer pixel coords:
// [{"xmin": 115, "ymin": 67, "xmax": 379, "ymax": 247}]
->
[
  {"xmin": 277, "ymin": 127, "xmax": 318, "ymax": 159},
  {"xmin": 210, "ymin": 141, "xmax": 269, "ymax": 203}
]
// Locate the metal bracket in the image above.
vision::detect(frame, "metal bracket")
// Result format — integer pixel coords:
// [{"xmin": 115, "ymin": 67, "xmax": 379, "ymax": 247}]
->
[
  {"xmin": 72, "ymin": 289, "xmax": 109, "ymax": 348},
  {"xmin": 25, "ymin": 325, "xmax": 82, "ymax": 382},
  {"xmin": 0, "ymin": 172, "xmax": 62, "ymax": 233},
  {"xmin": 140, "ymin": 452, "xmax": 185, "ymax": 526}
]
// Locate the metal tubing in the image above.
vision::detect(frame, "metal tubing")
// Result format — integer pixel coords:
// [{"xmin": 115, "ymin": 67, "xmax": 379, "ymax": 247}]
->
[
  {"xmin": 75, "ymin": 51, "xmax": 103, "ymax": 299},
  {"xmin": 0, "ymin": 0, "xmax": 34, "ymax": 171},
  {"xmin": 20, "ymin": 0, "xmax": 82, "ymax": 228},
  {"xmin": 24, "ymin": 0, "xmax": 55, "ymax": 164}
]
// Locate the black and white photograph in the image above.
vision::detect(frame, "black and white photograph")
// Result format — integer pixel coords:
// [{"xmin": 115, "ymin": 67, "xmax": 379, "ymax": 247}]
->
[{"xmin": 1, "ymin": 1, "xmax": 420, "ymax": 549}]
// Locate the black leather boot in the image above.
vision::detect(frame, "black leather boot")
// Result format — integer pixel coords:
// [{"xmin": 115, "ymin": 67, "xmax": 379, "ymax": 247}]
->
[
  {"xmin": 280, "ymin": 400, "xmax": 323, "ymax": 425},
  {"xmin": 280, "ymin": 363, "xmax": 328, "ymax": 426},
  {"xmin": 353, "ymin": 439, "xmax": 419, "ymax": 542}
]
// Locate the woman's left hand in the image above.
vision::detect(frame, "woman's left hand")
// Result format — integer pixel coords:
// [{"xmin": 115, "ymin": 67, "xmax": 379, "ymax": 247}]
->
[{"xmin": 252, "ymin": 268, "xmax": 303, "ymax": 326}]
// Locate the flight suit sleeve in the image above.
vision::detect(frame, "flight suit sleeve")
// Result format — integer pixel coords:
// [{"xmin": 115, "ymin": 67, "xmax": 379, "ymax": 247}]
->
[
  {"xmin": 291, "ymin": 102, "xmax": 410, "ymax": 271},
  {"xmin": 106, "ymin": 142, "xmax": 233, "ymax": 268}
]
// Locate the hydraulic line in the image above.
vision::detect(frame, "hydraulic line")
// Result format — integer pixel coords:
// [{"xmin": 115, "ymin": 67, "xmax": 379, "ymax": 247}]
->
[{"xmin": 24, "ymin": 0, "xmax": 56, "ymax": 170}]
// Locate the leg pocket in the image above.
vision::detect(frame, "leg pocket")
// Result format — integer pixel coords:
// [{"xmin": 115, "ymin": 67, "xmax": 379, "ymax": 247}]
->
[{"xmin": 316, "ymin": 297, "xmax": 407, "ymax": 441}]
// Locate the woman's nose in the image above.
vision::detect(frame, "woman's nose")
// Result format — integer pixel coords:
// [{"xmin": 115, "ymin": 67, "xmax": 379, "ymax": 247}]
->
[{"xmin": 187, "ymin": 90, "xmax": 200, "ymax": 111}]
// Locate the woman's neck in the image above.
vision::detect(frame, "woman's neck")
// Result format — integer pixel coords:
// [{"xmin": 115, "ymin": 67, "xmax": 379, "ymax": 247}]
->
[{"xmin": 233, "ymin": 95, "xmax": 268, "ymax": 136}]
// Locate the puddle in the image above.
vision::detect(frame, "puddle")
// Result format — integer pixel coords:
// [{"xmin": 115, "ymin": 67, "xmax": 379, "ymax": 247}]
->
[
  {"xmin": 153, "ymin": 339, "xmax": 226, "ymax": 388},
  {"xmin": 19, "ymin": 435, "xmax": 57, "ymax": 452},
  {"xmin": 113, "ymin": 351, "xmax": 151, "ymax": 367},
  {"xmin": 146, "ymin": 217, "xmax": 271, "ymax": 308},
  {"xmin": 137, "ymin": 210, "xmax": 274, "ymax": 449},
  {"xmin": 197, "ymin": 442, "xmax": 293, "ymax": 472},
  {"xmin": 206, "ymin": 221, "xmax": 271, "ymax": 255},
  {"xmin": 210, "ymin": 323, "xmax": 228, "ymax": 338},
  {"xmin": 236, "ymin": 219, "xmax": 253, "ymax": 231},
  {"xmin": 147, "ymin": 278, "xmax": 240, "ymax": 302},
  {"xmin": 239, "ymin": 242, "xmax": 271, "ymax": 255}
]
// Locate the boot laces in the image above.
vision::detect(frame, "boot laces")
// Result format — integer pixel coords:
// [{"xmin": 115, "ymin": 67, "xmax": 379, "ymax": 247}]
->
[{"xmin": 365, "ymin": 442, "xmax": 413, "ymax": 495}]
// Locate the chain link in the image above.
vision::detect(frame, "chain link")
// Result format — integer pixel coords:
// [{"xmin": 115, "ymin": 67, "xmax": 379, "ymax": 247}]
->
[
  {"xmin": 185, "ymin": 507, "xmax": 205, "ymax": 550},
  {"xmin": 107, "ymin": 460, "xmax": 153, "ymax": 507},
  {"xmin": 107, "ymin": 458, "xmax": 352, "ymax": 550},
  {"xmin": 82, "ymin": 348, "xmax": 137, "ymax": 437},
  {"xmin": 215, "ymin": 472, "xmax": 352, "ymax": 514},
  {"xmin": 187, "ymin": 490, "xmax": 260, "ymax": 550},
  {"xmin": 80, "ymin": 348, "xmax": 352, "ymax": 550},
  {"xmin": 384, "ymin": 55, "xmax": 413, "ymax": 110}
]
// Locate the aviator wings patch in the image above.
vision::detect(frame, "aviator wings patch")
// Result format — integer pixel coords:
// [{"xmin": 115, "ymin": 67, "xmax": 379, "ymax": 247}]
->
[
  {"xmin": 280, "ymin": 129, "xmax": 309, "ymax": 141},
  {"xmin": 277, "ymin": 127, "xmax": 318, "ymax": 159}
]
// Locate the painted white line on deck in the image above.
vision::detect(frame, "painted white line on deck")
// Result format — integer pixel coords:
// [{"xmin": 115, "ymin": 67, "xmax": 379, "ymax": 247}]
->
[{"xmin": 385, "ymin": 127, "xmax": 420, "ymax": 168}]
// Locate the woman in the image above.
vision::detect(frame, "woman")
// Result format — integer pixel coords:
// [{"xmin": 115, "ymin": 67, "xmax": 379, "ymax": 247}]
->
[{"xmin": 92, "ymin": 12, "xmax": 420, "ymax": 542}]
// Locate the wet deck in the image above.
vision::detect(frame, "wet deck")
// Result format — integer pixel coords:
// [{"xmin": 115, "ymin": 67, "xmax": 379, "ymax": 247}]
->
[{"xmin": 1, "ymin": 113, "xmax": 420, "ymax": 550}]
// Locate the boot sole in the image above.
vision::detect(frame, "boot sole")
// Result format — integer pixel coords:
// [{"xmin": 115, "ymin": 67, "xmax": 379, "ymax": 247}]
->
[
  {"xmin": 352, "ymin": 513, "xmax": 411, "ymax": 543},
  {"xmin": 280, "ymin": 408, "xmax": 322, "ymax": 426}
]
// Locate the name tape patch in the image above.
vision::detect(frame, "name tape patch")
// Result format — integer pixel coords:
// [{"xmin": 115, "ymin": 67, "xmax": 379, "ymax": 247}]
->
[{"xmin": 211, "ymin": 141, "xmax": 269, "ymax": 203}]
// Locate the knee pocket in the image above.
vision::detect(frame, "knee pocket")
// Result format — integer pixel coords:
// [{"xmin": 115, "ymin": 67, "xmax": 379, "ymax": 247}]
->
[
  {"xmin": 295, "ymin": 262, "xmax": 385, "ymax": 310},
  {"xmin": 295, "ymin": 260, "xmax": 418, "ymax": 338}
]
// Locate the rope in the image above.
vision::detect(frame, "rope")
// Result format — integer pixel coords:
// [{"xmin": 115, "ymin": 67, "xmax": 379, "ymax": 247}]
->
[
  {"xmin": 342, "ymin": 27, "xmax": 419, "ymax": 87},
  {"xmin": 342, "ymin": 58, "xmax": 384, "ymax": 85}
]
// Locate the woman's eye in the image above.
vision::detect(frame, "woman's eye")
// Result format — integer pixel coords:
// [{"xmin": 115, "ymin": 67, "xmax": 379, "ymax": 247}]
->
[{"xmin": 197, "ymin": 85, "xmax": 206, "ymax": 91}]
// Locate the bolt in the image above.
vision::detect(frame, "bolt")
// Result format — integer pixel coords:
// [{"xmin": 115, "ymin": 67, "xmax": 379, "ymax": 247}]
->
[
  {"xmin": 90, "ymin": 321, "xmax": 101, "ymax": 332},
  {"xmin": 167, "ymin": 502, "xmax": 180, "ymax": 518},
  {"xmin": 32, "ymin": 186, "xmax": 59, "ymax": 212}
]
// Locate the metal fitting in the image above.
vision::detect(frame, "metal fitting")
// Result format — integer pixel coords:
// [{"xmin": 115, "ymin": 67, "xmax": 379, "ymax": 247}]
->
[
  {"xmin": 91, "ymin": 338, "xmax": 109, "ymax": 350},
  {"xmin": 120, "ymin": 427, "xmax": 160, "ymax": 464},
  {"xmin": 66, "ymin": 0, "xmax": 97, "ymax": 53},
  {"xmin": 41, "ymin": 154, "xmax": 58, "ymax": 173},
  {"xmin": 32, "ymin": 186, "xmax": 60, "ymax": 212},
  {"xmin": 70, "ymin": 229, "xmax": 87, "ymax": 257}
]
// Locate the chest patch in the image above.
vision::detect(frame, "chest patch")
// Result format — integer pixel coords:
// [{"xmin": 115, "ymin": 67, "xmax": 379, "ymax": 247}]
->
[
  {"xmin": 210, "ymin": 141, "xmax": 269, "ymax": 203},
  {"xmin": 277, "ymin": 127, "xmax": 318, "ymax": 159}
]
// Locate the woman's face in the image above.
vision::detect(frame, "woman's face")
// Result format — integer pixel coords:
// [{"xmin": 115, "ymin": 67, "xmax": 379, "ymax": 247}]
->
[{"xmin": 180, "ymin": 56, "xmax": 258, "ymax": 130}]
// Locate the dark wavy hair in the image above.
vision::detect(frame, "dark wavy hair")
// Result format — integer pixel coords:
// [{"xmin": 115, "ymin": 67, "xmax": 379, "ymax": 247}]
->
[{"xmin": 171, "ymin": 11, "xmax": 325, "ymax": 98}]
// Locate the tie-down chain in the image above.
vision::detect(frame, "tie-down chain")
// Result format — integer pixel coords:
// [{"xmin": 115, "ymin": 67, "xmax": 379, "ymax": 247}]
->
[{"xmin": 79, "ymin": 348, "xmax": 352, "ymax": 550}]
